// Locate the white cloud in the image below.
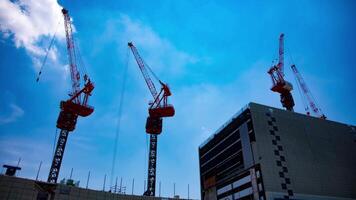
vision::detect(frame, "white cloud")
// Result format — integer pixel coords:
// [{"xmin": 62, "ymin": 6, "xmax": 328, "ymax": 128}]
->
[
  {"xmin": 0, "ymin": 0, "xmax": 65, "ymax": 54},
  {"xmin": 0, "ymin": 103, "xmax": 25, "ymax": 124},
  {"xmin": 0, "ymin": 0, "xmax": 67, "ymax": 76}
]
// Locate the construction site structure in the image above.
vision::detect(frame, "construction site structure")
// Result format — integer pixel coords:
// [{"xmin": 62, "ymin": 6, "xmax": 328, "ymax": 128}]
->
[
  {"xmin": 47, "ymin": 8, "xmax": 94, "ymax": 183},
  {"xmin": 291, "ymin": 64, "xmax": 326, "ymax": 119},
  {"xmin": 199, "ymin": 102, "xmax": 356, "ymax": 200},
  {"xmin": 0, "ymin": 175, "xmax": 192, "ymax": 200},
  {"xmin": 268, "ymin": 33, "xmax": 295, "ymax": 111},
  {"xmin": 128, "ymin": 42, "xmax": 175, "ymax": 196}
]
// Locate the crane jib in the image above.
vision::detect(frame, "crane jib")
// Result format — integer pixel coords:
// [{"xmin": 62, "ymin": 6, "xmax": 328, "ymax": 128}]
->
[
  {"xmin": 128, "ymin": 43, "xmax": 159, "ymax": 99},
  {"xmin": 63, "ymin": 9, "xmax": 81, "ymax": 98}
]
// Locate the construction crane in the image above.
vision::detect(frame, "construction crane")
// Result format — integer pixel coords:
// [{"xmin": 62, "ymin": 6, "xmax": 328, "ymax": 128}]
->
[
  {"xmin": 47, "ymin": 8, "xmax": 94, "ymax": 183},
  {"xmin": 291, "ymin": 64, "xmax": 326, "ymax": 119},
  {"xmin": 128, "ymin": 42, "xmax": 175, "ymax": 196},
  {"xmin": 268, "ymin": 33, "xmax": 295, "ymax": 111}
]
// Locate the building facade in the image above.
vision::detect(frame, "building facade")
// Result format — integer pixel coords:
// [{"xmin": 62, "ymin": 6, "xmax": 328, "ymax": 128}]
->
[{"xmin": 199, "ymin": 103, "xmax": 356, "ymax": 200}]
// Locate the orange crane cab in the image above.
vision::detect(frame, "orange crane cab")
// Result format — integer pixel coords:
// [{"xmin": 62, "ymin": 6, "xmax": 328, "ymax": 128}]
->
[{"xmin": 148, "ymin": 82, "xmax": 175, "ymax": 118}]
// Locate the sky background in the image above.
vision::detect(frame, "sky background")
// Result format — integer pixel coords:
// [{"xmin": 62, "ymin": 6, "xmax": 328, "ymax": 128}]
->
[{"xmin": 1, "ymin": 0, "xmax": 356, "ymax": 199}]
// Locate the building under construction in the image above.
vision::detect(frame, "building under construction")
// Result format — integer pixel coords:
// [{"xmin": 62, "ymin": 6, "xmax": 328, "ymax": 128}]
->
[{"xmin": 199, "ymin": 102, "xmax": 356, "ymax": 200}]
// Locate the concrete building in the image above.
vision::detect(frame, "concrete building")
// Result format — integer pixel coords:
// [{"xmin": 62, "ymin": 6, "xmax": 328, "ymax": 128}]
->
[
  {"xmin": 0, "ymin": 175, "xmax": 188, "ymax": 200},
  {"xmin": 199, "ymin": 102, "xmax": 356, "ymax": 200}
]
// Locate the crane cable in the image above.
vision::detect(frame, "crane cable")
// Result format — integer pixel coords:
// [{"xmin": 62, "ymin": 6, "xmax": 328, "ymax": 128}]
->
[
  {"xmin": 73, "ymin": 36, "xmax": 88, "ymax": 80},
  {"xmin": 52, "ymin": 128, "xmax": 59, "ymax": 159},
  {"xmin": 109, "ymin": 46, "xmax": 130, "ymax": 189},
  {"xmin": 36, "ymin": 21, "xmax": 61, "ymax": 82},
  {"xmin": 143, "ymin": 59, "xmax": 162, "ymax": 84}
]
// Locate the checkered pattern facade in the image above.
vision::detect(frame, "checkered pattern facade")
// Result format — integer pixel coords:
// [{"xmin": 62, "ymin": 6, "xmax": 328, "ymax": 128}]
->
[{"xmin": 266, "ymin": 112, "xmax": 294, "ymax": 199}]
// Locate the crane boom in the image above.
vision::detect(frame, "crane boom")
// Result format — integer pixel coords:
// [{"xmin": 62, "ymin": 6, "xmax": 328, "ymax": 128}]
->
[
  {"xmin": 291, "ymin": 64, "xmax": 326, "ymax": 119},
  {"xmin": 278, "ymin": 33, "xmax": 284, "ymax": 75},
  {"xmin": 128, "ymin": 42, "xmax": 158, "ymax": 99},
  {"xmin": 62, "ymin": 9, "xmax": 81, "ymax": 101}
]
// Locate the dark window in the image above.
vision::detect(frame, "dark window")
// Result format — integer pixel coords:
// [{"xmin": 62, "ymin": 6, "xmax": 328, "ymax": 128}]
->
[
  {"xmin": 200, "ymin": 141, "xmax": 242, "ymax": 175},
  {"xmin": 287, "ymin": 190, "xmax": 294, "ymax": 196},
  {"xmin": 270, "ymin": 130, "xmax": 275, "ymax": 135},
  {"xmin": 272, "ymin": 140, "xmax": 277, "ymax": 145},
  {"xmin": 282, "ymin": 167, "xmax": 288, "ymax": 172},
  {"xmin": 216, "ymin": 151, "xmax": 244, "ymax": 179},
  {"xmin": 273, "ymin": 126, "xmax": 279, "ymax": 131},
  {"xmin": 277, "ymin": 145, "xmax": 283, "ymax": 151},
  {"xmin": 199, "ymin": 111, "xmax": 248, "ymax": 156},
  {"xmin": 200, "ymin": 131, "xmax": 240, "ymax": 164},
  {"xmin": 285, "ymin": 178, "xmax": 291, "ymax": 184},
  {"xmin": 281, "ymin": 183, "xmax": 287, "ymax": 189},
  {"xmin": 271, "ymin": 117, "xmax": 276, "ymax": 122},
  {"xmin": 249, "ymin": 131, "xmax": 256, "ymax": 142},
  {"xmin": 268, "ymin": 121, "xmax": 273, "ymax": 125},
  {"xmin": 274, "ymin": 150, "xmax": 280, "ymax": 156},
  {"xmin": 276, "ymin": 161, "xmax": 282, "ymax": 166},
  {"xmin": 240, "ymin": 194, "xmax": 254, "ymax": 200},
  {"xmin": 275, "ymin": 136, "xmax": 281, "ymax": 141},
  {"xmin": 247, "ymin": 120, "xmax": 254, "ymax": 131},
  {"xmin": 279, "ymin": 172, "xmax": 285, "ymax": 178},
  {"xmin": 280, "ymin": 156, "xmax": 285, "ymax": 161}
]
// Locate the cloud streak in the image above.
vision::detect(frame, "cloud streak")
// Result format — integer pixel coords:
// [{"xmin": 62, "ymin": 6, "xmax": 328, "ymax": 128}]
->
[
  {"xmin": 97, "ymin": 14, "xmax": 200, "ymax": 80},
  {"xmin": 0, "ymin": 103, "xmax": 24, "ymax": 124}
]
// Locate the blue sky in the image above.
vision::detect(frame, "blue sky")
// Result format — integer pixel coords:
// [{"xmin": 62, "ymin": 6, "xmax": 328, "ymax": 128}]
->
[{"xmin": 1, "ymin": 0, "xmax": 356, "ymax": 198}]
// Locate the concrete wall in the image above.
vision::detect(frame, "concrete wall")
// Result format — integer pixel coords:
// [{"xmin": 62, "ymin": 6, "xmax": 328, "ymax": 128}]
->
[
  {"xmin": 249, "ymin": 102, "xmax": 356, "ymax": 200},
  {"xmin": 0, "ymin": 175, "xmax": 189, "ymax": 200},
  {"xmin": 0, "ymin": 175, "xmax": 36, "ymax": 199}
]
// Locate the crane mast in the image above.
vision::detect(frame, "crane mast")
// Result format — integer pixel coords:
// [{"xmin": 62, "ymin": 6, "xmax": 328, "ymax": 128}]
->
[
  {"xmin": 47, "ymin": 8, "xmax": 94, "ymax": 183},
  {"xmin": 128, "ymin": 42, "xmax": 174, "ymax": 196},
  {"xmin": 268, "ymin": 33, "xmax": 295, "ymax": 111},
  {"xmin": 291, "ymin": 64, "xmax": 326, "ymax": 119}
]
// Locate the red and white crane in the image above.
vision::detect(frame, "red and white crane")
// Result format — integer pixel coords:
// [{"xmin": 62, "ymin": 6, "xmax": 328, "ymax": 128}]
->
[
  {"xmin": 291, "ymin": 64, "xmax": 326, "ymax": 119},
  {"xmin": 268, "ymin": 33, "xmax": 295, "ymax": 111},
  {"xmin": 128, "ymin": 42, "xmax": 174, "ymax": 196},
  {"xmin": 47, "ymin": 8, "xmax": 94, "ymax": 183}
]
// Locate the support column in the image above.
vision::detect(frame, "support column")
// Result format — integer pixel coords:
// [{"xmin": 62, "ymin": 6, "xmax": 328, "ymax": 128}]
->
[
  {"xmin": 48, "ymin": 129, "xmax": 70, "ymax": 183},
  {"xmin": 144, "ymin": 134, "xmax": 157, "ymax": 196},
  {"xmin": 240, "ymin": 123, "xmax": 254, "ymax": 168}
]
